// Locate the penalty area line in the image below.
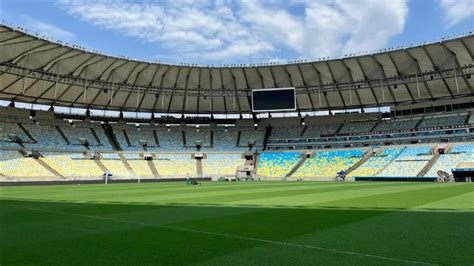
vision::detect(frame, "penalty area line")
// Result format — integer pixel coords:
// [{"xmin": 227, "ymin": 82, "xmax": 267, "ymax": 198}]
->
[{"xmin": 0, "ymin": 202, "xmax": 437, "ymax": 265}]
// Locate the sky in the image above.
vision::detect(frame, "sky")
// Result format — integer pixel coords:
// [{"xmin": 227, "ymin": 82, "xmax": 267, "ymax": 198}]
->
[{"xmin": 0, "ymin": 0, "xmax": 473, "ymax": 66}]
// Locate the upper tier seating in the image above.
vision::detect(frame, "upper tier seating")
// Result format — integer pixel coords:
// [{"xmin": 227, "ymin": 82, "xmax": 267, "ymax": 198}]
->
[
  {"xmin": 202, "ymin": 153, "xmax": 245, "ymax": 176},
  {"xmin": 0, "ymin": 150, "xmax": 54, "ymax": 178},
  {"xmin": 0, "ymin": 121, "xmax": 30, "ymax": 147},
  {"xmin": 212, "ymin": 127, "xmax": 240, "ymax": 151},
  {"xmin": 60, "ymin": 124, "xmax": 98, "ymax": 146},
  {"xmin": 348, "ymin": 148, "xmax": 404, "ymax": 177},
  {"xmin": 425, "ymin": 144, "xmax": 474, "ymax": 177},
  {"xmin": 339, "ymin": 121, "xmax": 378, "ymax": 134},
  {"xmin": 22, "ymin": 122, "xmax": 67, "ymax": 149},
  {"xmin": 377, "ymin": 146, "xmax": 433, "ymax": 177},
  {"xmin": 185, "ymin": 127, "xmax": 211, "ymax": 147},
  {"xmin": 303, "ymin": 124, "xmax": 340, "ymax": 137},
  {"xmin": 154, "ymin": 154, "xmax": 196, "ymax": 176},
  {"xmin": 373, "ymin": 119, "xmax": 420, "ymax": 132},
  {"xmin": 112, "ymin": 124, "xmax": 158, "ymax": 151},
  {"xmin": 256, "ymin": 151, "xmax": 301, "ymax": 178},
  {"xmin": 293, "ymin": 149, "xmax": 365, "ymax": 178},
  {"xmin": 271, "ymin": 126, "xmax": 305, "ymax": 139},
  {"xmin": 239, "ymin": 128, "xmax": 265, "ymax": 147},
  {"xmin": 417, "ymin": 115, "xmax": 468, "ymax": 128}
]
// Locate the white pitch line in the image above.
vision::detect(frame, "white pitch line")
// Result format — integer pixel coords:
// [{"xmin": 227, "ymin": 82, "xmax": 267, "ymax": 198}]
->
[{"xmin": 0, "ymin": 202, "xmax": 437, "ymax": 265}]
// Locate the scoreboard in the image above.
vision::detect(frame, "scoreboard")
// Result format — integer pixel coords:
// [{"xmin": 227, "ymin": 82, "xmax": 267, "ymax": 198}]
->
[{"xmin": 252, "ymin": 88, "xmax": 296, "ymax": 112}]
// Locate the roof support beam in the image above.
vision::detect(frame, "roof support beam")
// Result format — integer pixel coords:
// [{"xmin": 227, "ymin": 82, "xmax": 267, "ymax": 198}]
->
[
  {"xmin": 54, "ymin": 56, "xmax": 108, "ymax": 102},
  {"xmin": 241, "ymin": 68, "xmax": 252, "ymax": 113},
  {"xmin": 15, "ymin": 52, "xmax": 85, "ymax": 97},
  {"xmin": 88, "ymin": 61, "xmax": 131, "ymax": 108},
  {"xmin": 310, "ymin": 63, "xmax": 329, "ymax": 110},
  {"xmin": 196, "ymin": 68, "xmax": 202, "ymax": 113},
  {"xmin": 291, "ymin": 64, "xmax": 315, "ymax": 110},
  {"xmin": 354, "ymin": 58, "xmax": 380, "ymax": 106},
  {"xmin": 405, "ymin": 49, "xmax": 435, "ymax": 99},
  {"xmin": 32, "ymin": 82, "xmax": 56, "ymax": 103},
  {"xmin": 114, "ymin": 62, "xmax": 145, "ymax": 108},
  {"xmin": 372, "ymin": 56, "xmax": 398, "ymax": 103},
  {"xmin": 135, "ymin": 64, "xmax": 154, "ymax": 111},
  {"xmin": 325, "ymin": 62, "xmax": 347, "ymax": 109},
  {"xmin": 155, "ymin": 66, "xmax": 171, "ymax": 112},
  {"xmin": 267, "ymin": 67, "xmax": 277, "ymax": 87},
  {"xmin": 255, "ymin": 67, "xmax": 265, "ymax": 88},
  {"xmin": 230, "ymin": 70, "xmax": 241, "ymax": 113},
  {"xmin": 167, "ymin": 67, "xmax": 183, "ymax": 113},
  {"xmin": 0, "ymin": 76, "xmax": 25, "ymax": 93},
  {"xmin": 0, "ymin": 35, "xmax": 26, "ymax": 45},
  {"xmin": 386, "ymin": 53, "xmax": 416, "ymax": 102},
  {"xmin": 439, "ymin": 42, "xmax": 473, "ymax": 93},
  {"xmin": 5, "ymin": 42, "xmax": 52, "ymax": 65},
  {"xmin": 459, "ymin": 38, "xmax": 474, "ymax": 61},
  {"xmin": 340, "ymin": 60, "xmax": 363, "ymax": 108},
  {"xmin": 40, "ymin": 51, "xmax": 84, "ymax": 72},
  {"xmin": 181, "ymin": 67, "xmax": 191, "ymax": 112}
]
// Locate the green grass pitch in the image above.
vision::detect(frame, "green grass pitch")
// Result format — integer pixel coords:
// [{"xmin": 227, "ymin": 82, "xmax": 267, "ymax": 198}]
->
[{"xmin": 1, "ymin": 181, "xmax": 473, "ymax": 265}]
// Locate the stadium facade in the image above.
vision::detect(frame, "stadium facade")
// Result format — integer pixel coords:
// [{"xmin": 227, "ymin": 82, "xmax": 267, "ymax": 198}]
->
[{"xmin": 0, "ymin": 24, "xmax": 473, "ymax": 183}]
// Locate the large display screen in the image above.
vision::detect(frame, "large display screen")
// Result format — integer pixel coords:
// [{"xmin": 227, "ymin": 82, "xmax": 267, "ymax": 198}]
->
[{"xmin": 252, "ymin": 88, "xmax": 296, "ymax": 112}]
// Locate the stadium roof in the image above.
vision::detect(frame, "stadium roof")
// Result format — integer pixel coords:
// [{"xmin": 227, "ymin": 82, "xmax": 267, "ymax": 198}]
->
[{"xmin": 0, "ymin": 24, "xmax": 473, "ymax": 114}]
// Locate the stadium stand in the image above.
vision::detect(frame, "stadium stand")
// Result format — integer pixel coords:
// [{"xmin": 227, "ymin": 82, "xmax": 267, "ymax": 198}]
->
[
  {"xmin": 239, "ymin": 127, "xmax": 266, "ymax": 147},
  {"xmin": 348, "ymin": 148, "xmax": 404, "ymax": 177},
  {"xmin": 100, "ymin": 153, "xmax": 131, "ymax": 177},
  {"xmin": 417, "ymin": 115, "xmax": 468, "ymax": 129},
  {"xmin": 256, "ymin": 151, "xmax": 302, "ymax": 178},
  {"xmin": 41, "ymin": 152, "xmax": 103, "ymax": 179},
  {"xmin": 185, "ymin": 126, "xmax": 211, "ymax": 148},
  {"xmin": 156, "ymin": 127, "xmax": 185, "ymax": 151},
  {"xmin": 0, "ymin": 120, "xmax": 30, "ymax": 147},
  {"xmin": 339, "ymin": 121, "xmax": 378, "ymax": 134},
  {"xmin": 373, "ymin": 119, "xmax": 420, "ymax": 132},
  {"xmin": 212, "ymin": 126, "xmax": 240, "ymax": 151},
  {"xmin": 377, "ymin": 146, "xmax": 433, "ymax": 177},
  {"xmin": 0, "ymin": 150, "xmax": 54, "ymax": 179},
  {"xmin": 271, "ymin": 126, "xmax": 305, "ymax": 139},
  {"xmin": 293, "ymin": 149, "xmax": 366, "ymax": 179},
  {"xmin": 425, "ymin": 144, "xmax": 474, "ymax": 177},
  {"xmin": 154, "ymin": 154, "xmax": 196, "ymax": 177},
  {"xmin": 202, "ymin": 153, "xmax": 245, "ymax": 176},
  {"xmin": 303, "ymin": 124, "xmax": 340, "ymax": 137}
]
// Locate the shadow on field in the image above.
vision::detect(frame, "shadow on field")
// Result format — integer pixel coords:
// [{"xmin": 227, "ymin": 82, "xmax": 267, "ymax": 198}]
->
[{"xmin": 0, "ymin": 198, "xmax": 473, "ymax": 265}]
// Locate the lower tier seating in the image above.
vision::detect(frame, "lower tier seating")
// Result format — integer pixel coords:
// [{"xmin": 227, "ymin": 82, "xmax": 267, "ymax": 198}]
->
[
  {"xmin": 154, "ymin": 154, "xmax": 196, "ymax": 176},
  {"xmin": 425, "ymin": 144, "xmax": 474, "ymax": 177},
  {"xmin": 348, "ymin": 148, "xmax": 404, "ymax": 177},
  {"xmin": 42, "ymin": 153, "xmax": 103, "ymax": 178},
  {"xmin": 293, "ymin": 149, "xmax": 365, "ymax": 178},
  {"xmin": 256, "ymin": 152, "xmax": 302, "ymax": 178},
  {"xmin": 0, "ymin": 150, "xmax": 54, "ymax": 178},
  {"xmin": 202, "ymin": 154, "xmax": 245, "ymax": 176},
  {"xmin": 376, "ymin": 146, "xmax": 433, "ymax": 177},
  {"xmin": 101, "ymin": 159, "xmax": 130, "ymax": 177},
  {"xmin": 126, "ymin": 159, "xmax": 154, "ymax": 177}
]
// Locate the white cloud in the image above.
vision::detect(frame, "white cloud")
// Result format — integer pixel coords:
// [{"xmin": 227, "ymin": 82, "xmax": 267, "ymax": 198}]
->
[
  {"xmin": 20, "ymin": 15, "xmax": 76, "ymax": 41},
  {"xmin": 439, "ymin": 0, "xmax": 474, "ymax": 27},
  {"xmin": 57, "ymin": 0, "xmax": 408, "ymax": 63}
]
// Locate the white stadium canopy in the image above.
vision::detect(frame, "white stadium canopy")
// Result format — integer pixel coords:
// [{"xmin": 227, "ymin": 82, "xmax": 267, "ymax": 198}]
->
[{"xmin": 0, "ymin": 24, "xmax": 473, "ymax": 114}]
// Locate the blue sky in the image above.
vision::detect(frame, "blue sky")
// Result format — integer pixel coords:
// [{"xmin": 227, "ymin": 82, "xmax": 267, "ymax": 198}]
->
[{"xmin": 0, "ymin": 0, "xmax": 473, "ymax": 65}]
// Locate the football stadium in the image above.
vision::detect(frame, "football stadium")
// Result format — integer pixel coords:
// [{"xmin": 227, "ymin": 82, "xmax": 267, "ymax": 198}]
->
[{"xmin": 0, "ymin": 1, "xmax": 474, "ymax": 265}]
